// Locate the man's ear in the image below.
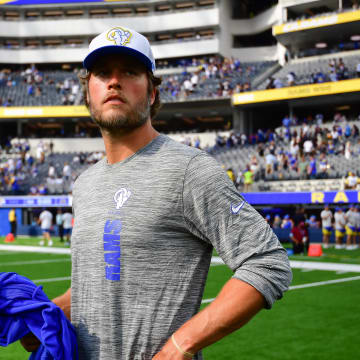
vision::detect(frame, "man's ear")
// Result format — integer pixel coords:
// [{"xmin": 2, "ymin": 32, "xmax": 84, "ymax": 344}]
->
[{"xmin": 150, "ymin": 87, "xmax": 156, "ymax": 106}]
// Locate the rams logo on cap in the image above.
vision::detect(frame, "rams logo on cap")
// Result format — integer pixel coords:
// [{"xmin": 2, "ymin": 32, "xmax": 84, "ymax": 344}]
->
[{"xmin": 107, "ymin": 27, "xmax": 132, "ymax": 46}]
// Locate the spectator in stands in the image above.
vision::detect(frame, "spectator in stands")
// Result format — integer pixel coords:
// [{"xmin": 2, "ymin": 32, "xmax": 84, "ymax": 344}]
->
[
  {"xmin": 334, "ymin": 207, "xmax": 346, "ymax": 249},
  {"xmin": 344, "ymin": 171, "xmax": 358, "ymax": 190},
  {"xmin": 289, "ymin": 221, "xmax": 308, "ymax": 255},
  {"xmin": 265, "ymin": 150, "xmax": 277, "ymax": 175},
  {"xmin": 226, "ymin": 168, "xmax": 235, "ymax": 184},
  {"xmin": 320, "ymin": 204, "xmax": 333, "ymax": 249},
  {"xmin": 38, "ymin": 208, "xmax": 53, "ymax": 247},
  {"xmin": 297, "ymin": 154, "xmax": 308, "ymax": 180},
  {"xmin": 286, "ymin": 72, "xmax": 296, "ymax": 86},
  {"xmin": 318, "ymin": 153, "xmax": 329, "ymax": 179},
  {"xmin": 307, "ymin": 156, "xmax": 317, "ymax": 179},
  {"xmin": 303, "ymin": 138, "xmax": 314, "ymax": 155},
  {"xmin": 243, "ymin": 165, "xmax": 254, "ymax": 192},
  {"xmin": 63, "ymin": 161, "xmax": 71, "ymax": 180}
]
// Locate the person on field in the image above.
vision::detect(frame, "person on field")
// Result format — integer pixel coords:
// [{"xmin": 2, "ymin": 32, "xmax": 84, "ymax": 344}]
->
[
  {"xmin": 320, "ymin": 204, "xmax": 333, "ymax": 249},
  {"xmin": 38, "ymin": 208, "xmax": 53, "ymax": 247}
]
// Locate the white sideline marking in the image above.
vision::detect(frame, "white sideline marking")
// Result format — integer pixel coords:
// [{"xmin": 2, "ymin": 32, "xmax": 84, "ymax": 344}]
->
[
  {"xmin": 289, "ymin": 275, "xmax": 360, "ymax": 290},
  {"xmin": 201, "ymin": 275, "xmax": 360, "ymax": 304},
  {"xmin": 33, "ymin": 276, "xmax": 71, "ymax": 284},
  {"xmin": 211, "ymin": 257, "xmax": 360, "ymax": 273},
  {"xmin": 0, "ymin": 258, "xmax": 71, "ymax": 266},
  {"xmin": 0, "ymin": 244, "xmax": 70, "ymax": 255}
]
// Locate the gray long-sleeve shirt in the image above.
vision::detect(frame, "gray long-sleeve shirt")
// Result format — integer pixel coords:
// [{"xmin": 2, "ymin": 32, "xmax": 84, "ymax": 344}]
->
[{"xmin": 71, "ymin": 134, "xmax": 292, "ymax": 360}]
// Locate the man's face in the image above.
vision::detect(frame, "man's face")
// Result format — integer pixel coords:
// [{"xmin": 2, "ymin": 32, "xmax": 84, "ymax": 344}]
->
[{"xmin": 87, "ymin": 54, "xmax": 155, "ymax": 133}]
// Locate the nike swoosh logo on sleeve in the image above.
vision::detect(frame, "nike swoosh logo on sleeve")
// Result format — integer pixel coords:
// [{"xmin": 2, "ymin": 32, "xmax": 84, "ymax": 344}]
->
[{"xmin": 231, "ymin": 200, "xmax": 245, "ymax": 215}]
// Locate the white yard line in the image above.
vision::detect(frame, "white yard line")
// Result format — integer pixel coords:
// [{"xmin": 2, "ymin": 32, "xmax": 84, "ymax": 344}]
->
[
  {"xmin": 211, "ymin": 257, "xmax": 360, "ymax": 273},
  {"xmin": 202, "ymin": 275, "xmax": 360, "ymax": 304},
  {"xmin": 33, "ymin": 276, "xmax": 71, "ymax": 283},
  {"xmin": 0, "ymin": 258, "xmax": 71, "ymax": 266},
  {"xmin": 0, "ymin": 244, "xmax": 71, "ymax": 255}
]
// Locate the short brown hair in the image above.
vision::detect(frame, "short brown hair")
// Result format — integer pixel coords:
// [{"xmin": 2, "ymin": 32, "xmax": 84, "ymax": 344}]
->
[{"xmin": 77, "ymin": 69, "xmax": 162, "ymax": 120}]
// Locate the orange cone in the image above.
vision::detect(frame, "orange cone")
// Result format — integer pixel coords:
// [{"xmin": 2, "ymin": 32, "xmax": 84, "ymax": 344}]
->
[
  {"xmin": 308, "ymin": 244, "xmax": 322, "ymax": 257},
  {"xmin": 4, "ymin": 233, "xmax": 15, "ymax": 243}
]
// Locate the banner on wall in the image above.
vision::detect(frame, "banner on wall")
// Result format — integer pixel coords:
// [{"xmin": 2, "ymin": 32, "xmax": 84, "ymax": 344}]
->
[
  {"xmin": 0, "ymin": 106, "xmax": 90, "ymax": 119},
  {"xmin": 0, "ymin": 196, "xmax": 72, "ymax": 208},
  {"xmin": 273, "ymin": 10, "xmax": 360, "ymax": 35},
  {"xmin": 242, "ymin": 191, "xmax": 360, "ymax": 205},
  {"xmin": 232, "ymin": 78, "xmax": 360, "ymax": 106},
  {"xmin": 0, "ymin": 192, "xmax": 358, "ymax": 208}
]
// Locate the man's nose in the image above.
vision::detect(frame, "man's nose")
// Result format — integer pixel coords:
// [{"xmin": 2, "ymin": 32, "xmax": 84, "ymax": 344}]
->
[{"xmin": 107, "ymin": 71, "xmax": 123, "ymax": 89}]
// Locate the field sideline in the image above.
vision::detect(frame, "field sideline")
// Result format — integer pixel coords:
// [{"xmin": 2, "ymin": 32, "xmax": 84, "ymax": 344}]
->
[{"xmin": 0, "ymin": 238, "xmax": 360, "ymax": 359}]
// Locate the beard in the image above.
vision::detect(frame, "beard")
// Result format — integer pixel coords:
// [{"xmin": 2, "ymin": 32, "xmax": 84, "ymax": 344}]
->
[{"xmin": 89, "ymin": 94, "xmax": 151, "ymax": 133}]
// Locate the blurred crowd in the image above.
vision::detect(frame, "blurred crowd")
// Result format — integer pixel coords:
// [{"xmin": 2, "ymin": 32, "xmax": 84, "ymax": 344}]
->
[
  {"xmin": 209, "ymin": 112, "xmax": 360, "ymax": 191},
  {"xmin": 266, "ymin": 57, "xmax": 357, "ymax": 89},
  {"xmin": 0, "ymin": 137, "xmax": 104, "ymax": 196},
  {"xmin": 0, "ymin": 56, "xmax": 269, "ymax": 107}
]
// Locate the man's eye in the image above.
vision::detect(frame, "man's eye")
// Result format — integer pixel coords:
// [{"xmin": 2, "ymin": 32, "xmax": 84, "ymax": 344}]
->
[{"xmin": 95, "ymin": 70, "xmax": 108, "ymax": 77}]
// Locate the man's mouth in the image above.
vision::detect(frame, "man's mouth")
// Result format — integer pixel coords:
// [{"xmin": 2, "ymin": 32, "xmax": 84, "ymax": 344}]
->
[{"xmin": 104, "ymin": 94, "xmax": 127, "ymax": 104}]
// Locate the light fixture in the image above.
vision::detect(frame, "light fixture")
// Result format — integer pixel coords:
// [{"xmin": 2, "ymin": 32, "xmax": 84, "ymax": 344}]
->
[
  {"xmin": 315, "ymin": 42, "xmax": 327, "ymax": 48},
  {"xmin": 351, "ymin": 35, "xmax": 360, "ymax": 41}
]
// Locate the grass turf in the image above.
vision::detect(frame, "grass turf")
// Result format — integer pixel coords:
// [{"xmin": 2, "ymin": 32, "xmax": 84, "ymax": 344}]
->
[{"xmin": 1, "ymin": 237, "xmax": 360, "ymax": 359}]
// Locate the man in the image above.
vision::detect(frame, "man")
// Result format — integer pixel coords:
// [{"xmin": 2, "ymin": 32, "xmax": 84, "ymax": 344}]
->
[
  {"xmin": 8, "ymin": 208, "xmax": 17, "ymax": 238},
  {"xmin": 38, "ymin": 208, "xmax": 53, "ymax": 246},
  {"xmin": 62, "ymin": 210, "xmax": 73, "ymax": 246},
  {"xmin": 320, "ymin": 204, "xmax": 333, "ymax": 249},
  {"xmin": 333, "ymin": 207, "xmax": 346, "ymax": 249},
  {"xmin": 289, "ymin": 222, "xmax": 308, "ymax": 255},
  {"xmin": 345, "ymin": 204, "xmax": 358, "ymax": 250},
  {"xmin": 21, "ymin": 26, "xmax": 292, "ymax": 359}
]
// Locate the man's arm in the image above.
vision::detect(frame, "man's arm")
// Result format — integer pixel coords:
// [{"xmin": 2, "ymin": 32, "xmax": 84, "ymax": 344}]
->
[
  {"xmin": 154, "ymin": 279, "xmax": 265, "ymax": 359},
  {"xmin": 20, "ymin": 288, "xmax": 71, "ymax": 352},
  {"xmin": 52, "ymin": 287, "xmax": 72, "ymax": 319}
]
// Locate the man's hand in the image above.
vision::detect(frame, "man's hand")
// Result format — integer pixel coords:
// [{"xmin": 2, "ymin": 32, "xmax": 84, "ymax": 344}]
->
[{"xmin": 20, "ymin": 332, "xmax": 41, "ymax": 352}]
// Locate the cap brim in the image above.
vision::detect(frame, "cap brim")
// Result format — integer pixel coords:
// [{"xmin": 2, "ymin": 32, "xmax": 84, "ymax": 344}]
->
[{"xmin": 83, "ymin": 45, "xmax": 154, "ymax": 72}]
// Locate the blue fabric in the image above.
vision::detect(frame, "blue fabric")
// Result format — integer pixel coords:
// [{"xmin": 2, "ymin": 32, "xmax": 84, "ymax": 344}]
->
[{"xmin": 0, "ymin": 272, "xmax": 78, "ymax": 360}]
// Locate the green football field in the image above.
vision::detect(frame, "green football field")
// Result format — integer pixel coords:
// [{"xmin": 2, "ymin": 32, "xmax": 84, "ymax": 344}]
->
[{"xmin": 1, "ymin": 237, "xmax": 360, "ymax": 359}]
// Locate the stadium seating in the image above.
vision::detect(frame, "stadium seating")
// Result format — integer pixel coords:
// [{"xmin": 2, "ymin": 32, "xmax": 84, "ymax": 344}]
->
[
  {"xmin": 0, "ymin": 59, "xmax": 275, "ymax": 106},
  {"xmin": 257, "ymin": 51, "xmax": 360, "ymax": 90}
]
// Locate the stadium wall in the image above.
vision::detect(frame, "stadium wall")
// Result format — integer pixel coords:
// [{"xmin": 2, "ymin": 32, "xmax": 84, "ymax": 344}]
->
[
  {"xmin": 0, "ymin": 38, "xmax": 220, "ymax": 64},
  {"xmin": 0, "ymin": 8, "xmax": 219, "ymax": 37}
]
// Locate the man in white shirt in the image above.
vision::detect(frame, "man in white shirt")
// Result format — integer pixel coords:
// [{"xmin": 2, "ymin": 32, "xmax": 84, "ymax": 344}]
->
[
  {"xmin": 334, "ymin": 207, "xmax": 346, "ymax": 249},
  {"xmin": 320, "ymin": 204, "xmax": 333, "ymax": 249},
  {"xmin": 62, "ymin": 211, "xmax": 73, "ymax": 246},
  {"xmin": 38, "ymin": 208, "xmax": 53, "ymax": 246},
  {"xmin": 303, "ymin": 139, "xmax": 313, "ymax": 155},
  {"xmin": 345, "ymin": 204, "xmax": 358, "ymax": 250}
]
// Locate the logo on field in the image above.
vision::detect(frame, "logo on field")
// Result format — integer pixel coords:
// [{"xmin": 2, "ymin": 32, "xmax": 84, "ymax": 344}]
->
[
  {"xmin": 114, "ymin": 188, "xmax": 131, "ymax": 209},
  {"xmin": 107, "ymin": 27, "xmax": 132, "ymax": 46},
  {"xmin": 231, "ymin": 200, "xmax": 245, "ymax": 215}
]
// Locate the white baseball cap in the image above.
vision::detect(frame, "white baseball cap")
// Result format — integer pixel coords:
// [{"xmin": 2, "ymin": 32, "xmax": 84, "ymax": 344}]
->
[{"xmin": 84, "ymin": 26, "xmax": 156, "ymax": 72}]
